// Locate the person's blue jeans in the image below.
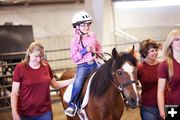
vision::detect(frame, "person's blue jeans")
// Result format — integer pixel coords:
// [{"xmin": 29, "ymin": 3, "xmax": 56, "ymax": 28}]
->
[
  {"xmin": 140, "ymin": 106, "xmax": 160, "ymax": 120},
  {"xmin": 20, "ymin": 110, "xmax": 53, "ymax": 120},
  {"xmin": 68, "ymin": 61, "xmax": 98, "ymax": 108}
]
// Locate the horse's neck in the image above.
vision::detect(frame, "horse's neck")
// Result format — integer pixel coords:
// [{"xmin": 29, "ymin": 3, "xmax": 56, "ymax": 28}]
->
[
  {"xmin": 109, "ymin": 84, "xmax": 123, "ymax": 100},
  {"xmin": 95, "ymin": 84, "xmax": 124, "ymax": 105}
]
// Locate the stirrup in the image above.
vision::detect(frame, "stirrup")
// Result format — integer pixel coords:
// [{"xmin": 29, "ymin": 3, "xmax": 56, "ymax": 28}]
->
[{"xmin": 64, "ymin": 105, "xmax": 77, "ymax": 117}]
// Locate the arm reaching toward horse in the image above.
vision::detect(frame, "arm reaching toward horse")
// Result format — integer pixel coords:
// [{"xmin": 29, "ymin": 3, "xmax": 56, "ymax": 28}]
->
[{"xmin": 51, "ymin": 78, "xmax": 74, "ymax": 89}]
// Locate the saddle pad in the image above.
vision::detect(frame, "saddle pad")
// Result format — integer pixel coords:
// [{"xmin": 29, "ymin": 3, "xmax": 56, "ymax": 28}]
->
[
  {"xmin": 63, "ymin": 72, "xmax": 96, "ymax": 109},
  {"xmin": 81, "ymin": 72, "xmax": 96, "ymax": 108},
  {"xmin": 63, "ymin": 83, "xmax": 73, "ymax": 103}
]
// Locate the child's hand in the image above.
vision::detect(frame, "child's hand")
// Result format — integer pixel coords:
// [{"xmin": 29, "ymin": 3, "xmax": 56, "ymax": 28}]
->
[{"xmin": 86, "ymin": 46, "xmax": 91, "ymax": 52}]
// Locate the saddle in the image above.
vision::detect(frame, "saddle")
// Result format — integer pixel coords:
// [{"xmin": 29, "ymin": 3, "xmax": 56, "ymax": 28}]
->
[
  {"xmin": 64, "ymin": 72, "xmax": 96, "ymax": 107},
  {"xmin": 63, "ymin": 72, "xmax": 96, "ymax": 119}
]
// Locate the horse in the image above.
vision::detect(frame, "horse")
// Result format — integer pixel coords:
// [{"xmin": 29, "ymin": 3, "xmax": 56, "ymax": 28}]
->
[{"xmin": 59, "ymin": 47, "xmax": 141, "ymax": 120}]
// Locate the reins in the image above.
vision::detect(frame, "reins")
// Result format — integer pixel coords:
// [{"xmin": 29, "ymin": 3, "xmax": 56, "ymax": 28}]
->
[{"xmin": 95, "ymin": 52, "xmax": 112, "ymax": 63}]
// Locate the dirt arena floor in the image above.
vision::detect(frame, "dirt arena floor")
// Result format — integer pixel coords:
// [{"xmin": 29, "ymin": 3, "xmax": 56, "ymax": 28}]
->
[{"xmin": 0, "ymin": 95, "xmax": 141, "ymax": 120}]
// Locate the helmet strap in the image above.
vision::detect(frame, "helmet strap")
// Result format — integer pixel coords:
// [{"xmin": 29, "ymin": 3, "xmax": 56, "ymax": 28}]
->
[
  {"xmin": 76, "ymin": 27, "xmax": 86, "ymax": 35},
  {"xmin": 80, "ymin": 30, "xmax": 85, "ymax": 35},
  {"xmin": 79, "ymin": 34, "xmax": 85, "ymax": 48}
]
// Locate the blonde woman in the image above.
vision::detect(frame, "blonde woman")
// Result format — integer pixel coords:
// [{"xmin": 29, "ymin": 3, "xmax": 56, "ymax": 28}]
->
[
  {"xmin": 157, "ymin": 29, "xmax": 180, "ymax": 120},
  {"xmin": 11, "ymin": 41, "xmax": 73, "ymax": 120}
]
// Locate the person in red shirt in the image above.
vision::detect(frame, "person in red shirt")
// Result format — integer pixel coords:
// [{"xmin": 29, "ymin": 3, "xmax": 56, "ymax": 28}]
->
[
  {"xmin": 158, "ymin": 29, "xmax": 180, "ymax": 120},
  {"xmin": 138, "ymin": 39, "xmax": 161, "ymax": 120},
  {"xmin": 11, "ymin": 41, "xmax": 74, "ymax": 120}
]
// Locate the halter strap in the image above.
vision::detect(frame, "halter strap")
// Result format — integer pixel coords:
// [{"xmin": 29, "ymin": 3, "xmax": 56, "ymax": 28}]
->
[{"xmin": 111, "ymin": 71, "xmax": 138, "ymax": 105}]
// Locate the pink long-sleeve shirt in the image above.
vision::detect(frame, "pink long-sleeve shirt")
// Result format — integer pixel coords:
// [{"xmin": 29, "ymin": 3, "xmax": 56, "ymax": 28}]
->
[{"xmin": 70, "ymin": 31, "xmax": 102, "ymax": 65}]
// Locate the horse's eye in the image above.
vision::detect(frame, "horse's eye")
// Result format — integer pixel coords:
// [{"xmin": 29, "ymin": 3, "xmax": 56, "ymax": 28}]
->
[{"xmin": 117, "ymin": 71, "xmax": 122, "ymax": 75}]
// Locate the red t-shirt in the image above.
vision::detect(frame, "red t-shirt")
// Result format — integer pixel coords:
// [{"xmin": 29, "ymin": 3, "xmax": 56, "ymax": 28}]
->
[
  {"xmin": 138, "ymin": 61, "xmax": 160, "ymax": 107},
  {"xmin": 158, "ymin": 59, "xmax": 180, "ymax": 105},
  {"xmin": 13, "ymin": 61, "xmax": 54, "ymax": 116}
]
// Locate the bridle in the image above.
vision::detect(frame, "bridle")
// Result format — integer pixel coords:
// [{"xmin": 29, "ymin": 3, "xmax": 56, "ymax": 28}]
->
[
  {"xmin": 112, "ymin": 69, "xmax": 162, "ymax": 118},
  {"xmin": 111, "ymin": 69, "xmax": 138, "ymax": 105},
  {"xmin": 95, "ymin": 52, "xmax": 139, "ymax": 105}
]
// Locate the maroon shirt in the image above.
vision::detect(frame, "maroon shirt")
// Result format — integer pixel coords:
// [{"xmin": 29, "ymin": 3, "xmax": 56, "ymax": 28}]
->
[
  {"xmin": 138, "ymin": 61, "xmax": 160, "ymax": 107},
  {"xmin": 158, "ymin": 59, "xmax": 180, "ymax": 105},
  {"xmin": 13, "ymin": 61, "xmax": 53, "ymax": 116}
]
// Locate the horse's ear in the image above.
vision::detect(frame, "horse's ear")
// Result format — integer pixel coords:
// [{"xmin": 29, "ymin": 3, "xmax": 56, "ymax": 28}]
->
[
  {"xmin": 112, "ymin": 48, "xmax": 118, "ymax": 59},
  {"xmin": 129, "ymin": 45, "xmax": 135, "ymax": 55}
]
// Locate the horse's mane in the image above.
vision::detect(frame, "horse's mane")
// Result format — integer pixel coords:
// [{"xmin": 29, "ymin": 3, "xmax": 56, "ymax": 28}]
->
[
  {"xmin": 90, "ymin": 58, "xmax": 113, "ymax": 97},
  {"xmin": 90, "ymin": 51, "xmax": 137, "ymax": 97}
]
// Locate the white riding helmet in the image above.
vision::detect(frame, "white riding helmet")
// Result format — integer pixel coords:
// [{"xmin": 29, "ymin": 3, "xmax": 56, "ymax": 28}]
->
[{"xmin": 72, "ymin": 11, "xmax": 93, "ymax": 28}]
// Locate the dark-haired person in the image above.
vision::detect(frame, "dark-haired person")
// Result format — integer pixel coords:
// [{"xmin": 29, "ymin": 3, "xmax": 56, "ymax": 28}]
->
[{"xmin": 138, "ymin": 39, "xmax": 161, "ymax": 120}]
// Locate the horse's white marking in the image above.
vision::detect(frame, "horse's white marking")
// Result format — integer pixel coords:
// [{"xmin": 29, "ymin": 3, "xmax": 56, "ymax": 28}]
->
[
  {"xmin": 122, "ymin": 62, "xmax": 133, "ymax": 80},
  {"xmin": 122, "ymin": 62, "xmax": 139, "ymax": 105}
]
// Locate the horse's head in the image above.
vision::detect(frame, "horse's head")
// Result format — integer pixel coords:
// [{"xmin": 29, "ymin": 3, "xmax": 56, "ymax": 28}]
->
[{"xmin": 111, "ymin": 47, "xmax": 141, "ymax": 108}]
